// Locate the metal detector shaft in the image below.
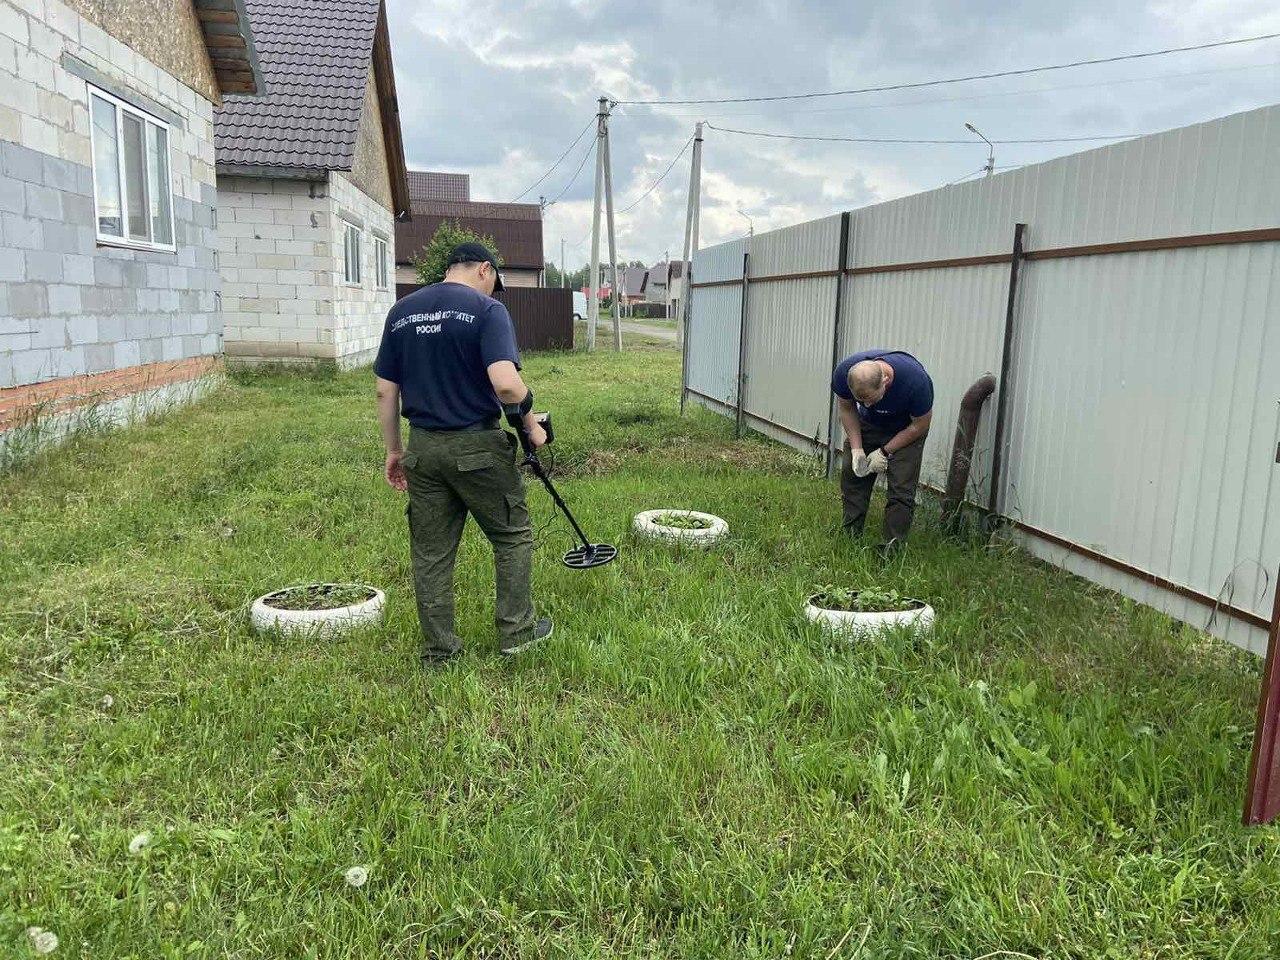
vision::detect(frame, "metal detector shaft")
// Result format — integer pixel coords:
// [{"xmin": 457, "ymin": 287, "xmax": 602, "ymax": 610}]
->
[{"xmin": 524, "ymin": 453, "xmax": 592, "ymax": 548}]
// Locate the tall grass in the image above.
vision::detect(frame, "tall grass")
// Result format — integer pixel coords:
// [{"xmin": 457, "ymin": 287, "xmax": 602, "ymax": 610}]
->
[{"xmin": 1, "ymin": 338, "xmax": 1275, "ymax": 958}]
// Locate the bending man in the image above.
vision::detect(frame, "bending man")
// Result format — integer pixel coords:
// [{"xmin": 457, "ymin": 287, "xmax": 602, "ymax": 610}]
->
[
  {"xmin": 375, "ymin": 242, "xmax": 552, "ymax": 664},
  {"xmin": 831, "ymin": 350, "xmax": 934, "ymax": 552}
]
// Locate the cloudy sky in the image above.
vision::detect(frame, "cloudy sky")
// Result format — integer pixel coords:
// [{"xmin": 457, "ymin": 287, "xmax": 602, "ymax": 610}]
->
[{"xmin": 385, "ymin": 0, "xmax": 1279, "ymax": 268}]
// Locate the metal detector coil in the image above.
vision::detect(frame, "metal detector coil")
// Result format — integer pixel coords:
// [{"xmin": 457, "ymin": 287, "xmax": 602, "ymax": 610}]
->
[{"xmin": 520, "ymin": 415, "xmax": 617, "ymax": 569}]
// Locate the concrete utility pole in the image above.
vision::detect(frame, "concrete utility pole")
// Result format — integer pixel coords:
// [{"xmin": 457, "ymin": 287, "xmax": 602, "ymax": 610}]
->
[
  {"xmin": 664, "ymin": 247, "xmax": 670, "ymax": 320},
  {"xmin": 676, "ymin": 120, "xmax": 703, "ymax": 347},
  {"xmin": 537, "ymin": 196, "xmax": 547, "ymax": 286},
  {"xmin": 966, "ymin": 122, "xmax": 995, "ymax": 177},
  {"xmin": 587, "ymin": 98, "xmax": 607, "ymax": 351},
  {"xmin": 560, "ymin": 237, "xmax": 566, "ymax": 288},
  {"xmin": 600, "ymin": 101, "xmax": 622, "ymax": 351}
]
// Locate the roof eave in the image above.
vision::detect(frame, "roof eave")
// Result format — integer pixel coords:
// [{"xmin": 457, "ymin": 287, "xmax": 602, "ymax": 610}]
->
[
  {"xmin": 372, "ymin": 2, "xmax": 412, "ymax": 219},
  {"xmin": 194, "ymin": 0, "xmax": 266, "ymax": 97},
  {"xmin": 215, "ymin": 162, "xmax": 329, "ymax": 181}
]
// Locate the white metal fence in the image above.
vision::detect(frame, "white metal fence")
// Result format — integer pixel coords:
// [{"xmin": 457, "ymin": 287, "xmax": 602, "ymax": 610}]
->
[{"xmin": 686, "ymin": 103, "xmax": 1280, "ymax": 654}]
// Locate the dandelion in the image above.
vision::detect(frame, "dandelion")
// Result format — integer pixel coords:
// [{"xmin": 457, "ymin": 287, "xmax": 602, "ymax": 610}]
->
[
  {"xmin": 26, "ymin": 927, "xmax": 59, "ymax": 954},
  {"xmin": 128, "ymin": 831, "xmax": 151, "ymax": 855},
  {"xmin": 99, "ymin": 695, "xmax": 113, "ymax": 709},
  {"xmin": 344, "ymin": 865, "xmax": 369, "ymax": 888}
]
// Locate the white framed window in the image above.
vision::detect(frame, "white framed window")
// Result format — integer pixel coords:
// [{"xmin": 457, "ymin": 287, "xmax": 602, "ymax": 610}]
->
[
  {"xmin": 342, "ymin": 221, "xmax": 362, "ymax": 285},
  {"xmin": 372, "ymin": 234, "xmax": 388, "ymax": 290},
  {"xmin": 88, "ymin": 85, "xmax": 174, "ymax": 251}
]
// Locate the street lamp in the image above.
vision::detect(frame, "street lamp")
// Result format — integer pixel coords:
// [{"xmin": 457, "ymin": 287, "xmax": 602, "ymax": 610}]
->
[
  {"xmin": 965, "ymin": 122, "xmax": 995, "ymax": 177},
  {"xmin": 737, "ymin": 208, "xmax": 754, "ymax": 237}
]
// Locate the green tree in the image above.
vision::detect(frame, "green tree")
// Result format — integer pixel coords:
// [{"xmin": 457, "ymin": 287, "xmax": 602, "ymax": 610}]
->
[
  {"xmin": 413, "ymin": 220, "xmax": 502, "ymax": 286},
  {"xmin": 544, "ymin": 261, "xmax": 592, "ymax": 289}
]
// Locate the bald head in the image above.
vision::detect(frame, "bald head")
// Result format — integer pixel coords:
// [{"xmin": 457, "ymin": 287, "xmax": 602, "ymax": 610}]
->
[{"xmin": 848, "ymin": 360, "xmax": 888, "ymax": 403}]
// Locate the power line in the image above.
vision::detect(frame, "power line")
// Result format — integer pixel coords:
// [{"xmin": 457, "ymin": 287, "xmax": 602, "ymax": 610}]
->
[
  {"xmin": 510, "ymin": 116, "xmax": 595, "ymax": 202},
  {"xmin": 614, "ymin": 33, "xmax": 1280, "ymax": 106},
  {"xmin": 618, "ymin": 136, "xmax": 694, "ymax": 214},
  {"xmin": 543, "ymin": 135, "xmax": 597, "ymax": 208},
  {"xmin": 671, "ymin": 59, "xmax": 1280, "ymax": 120},
  {"xmin": 705, "ymin": 122, "xmax": 1142, "ymax": 145}
]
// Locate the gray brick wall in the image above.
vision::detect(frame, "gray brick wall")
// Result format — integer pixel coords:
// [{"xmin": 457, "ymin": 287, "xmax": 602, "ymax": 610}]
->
[{"xmin": 0, "ymin": 0, "xmax": 220, "ymax": 391}]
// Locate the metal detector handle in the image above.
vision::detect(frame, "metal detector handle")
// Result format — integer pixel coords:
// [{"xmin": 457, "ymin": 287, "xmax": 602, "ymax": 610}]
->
[{"xmin": 517, "ymin": 412, "xmax": 553, "ymax": 459}]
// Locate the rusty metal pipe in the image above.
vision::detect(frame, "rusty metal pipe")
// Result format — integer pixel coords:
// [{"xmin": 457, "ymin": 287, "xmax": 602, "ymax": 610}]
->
[{"xmin": 942, "ymin": 373, "xmax": 997, "ymax": 529}]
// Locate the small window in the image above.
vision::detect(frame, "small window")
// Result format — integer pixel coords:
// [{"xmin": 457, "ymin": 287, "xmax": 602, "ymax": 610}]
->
[
  {"xmin": 343, "ymin": 222, "xmax": 362, "ymax": 285},
  {"xmin": 88, "ymin": 86, "xmax": 174, "ymax": 251},
  {"xmin": 373, "ymin": 235, "xmax": 388, "ymax": 289}
]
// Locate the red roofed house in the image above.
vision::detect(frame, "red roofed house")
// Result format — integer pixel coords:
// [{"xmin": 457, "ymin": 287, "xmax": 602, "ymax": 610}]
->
[{"xmin": 395, "ymin": 169, "xmax": 544, "ymax": 291}]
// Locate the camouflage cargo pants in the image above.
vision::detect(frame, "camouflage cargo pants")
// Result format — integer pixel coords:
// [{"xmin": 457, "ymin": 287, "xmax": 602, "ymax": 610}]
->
[{"xmin": 401, "ymin": 426, "xmax": 535, "ymax": 656}]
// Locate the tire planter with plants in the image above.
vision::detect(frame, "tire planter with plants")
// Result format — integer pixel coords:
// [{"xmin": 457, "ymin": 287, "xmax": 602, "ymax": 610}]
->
[
  {"xmin": 250, "ymin": 583, "xmax": 385, "ymax": 637},
  {"xmin": 804, "ymin": 586, "xmax": 934, "ymax": 639},
  {"xmin": 632, "ymin": 509, "xmax": 728, "ymax": 547}
]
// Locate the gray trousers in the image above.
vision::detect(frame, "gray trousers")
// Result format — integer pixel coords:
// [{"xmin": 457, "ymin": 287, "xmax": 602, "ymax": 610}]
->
[{"xmin": 841, "ymin": 422, "xmax": 926, "ymax": 546}]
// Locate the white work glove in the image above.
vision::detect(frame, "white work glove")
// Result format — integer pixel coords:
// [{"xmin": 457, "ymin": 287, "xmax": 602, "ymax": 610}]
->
[
  {"xmin": 850, "ymin": 447, "xmax": 871, "ymax": 477},
  {"xmin": 866, "ymin": 448, "xmax": 890, "ymax": 475}
]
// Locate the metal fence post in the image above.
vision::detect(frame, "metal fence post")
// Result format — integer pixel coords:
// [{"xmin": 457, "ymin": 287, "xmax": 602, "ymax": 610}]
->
[
  {"xmin": 734, "ymin": 252, "xmax": 750, "ymax": 438},
  {"xmin": 986, "ymin": 221, "xmax": 1027, "ymax": 523},
  {"xmin": 1245, "ymin": 569, "xmax": 1280, "ymax": 824},
  {"xmin": 825, "ymin": 211, "xmax": 853, "ymax": 478}
]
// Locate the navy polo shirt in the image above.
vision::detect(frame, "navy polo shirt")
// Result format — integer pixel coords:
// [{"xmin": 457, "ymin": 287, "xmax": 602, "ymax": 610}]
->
[
  {"xmin": 373, "ymin": 282, "xmax": 521, "ymax": 430},
  {"xmin": 831, "ymin": 350, "xmax": 933, "ymax": 433}
]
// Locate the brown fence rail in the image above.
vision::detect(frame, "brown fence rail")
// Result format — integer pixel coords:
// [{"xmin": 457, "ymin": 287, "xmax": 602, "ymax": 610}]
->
[{"xmin": 394, "ymin": 284, "xmax": 574, "ymax": 351}]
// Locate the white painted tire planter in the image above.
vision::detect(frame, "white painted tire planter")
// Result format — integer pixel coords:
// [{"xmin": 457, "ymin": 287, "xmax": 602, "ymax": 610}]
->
[
  {"xmin": 804, "ymin": 596, "xmax": 935, "ymax": 639},
  {"xmin": 632, "ymin": 509, "xmax": 728, "ymax": 547},
  {"xmin": 250, "ymin": 584, "xmax": 385, "ymax": 638}
]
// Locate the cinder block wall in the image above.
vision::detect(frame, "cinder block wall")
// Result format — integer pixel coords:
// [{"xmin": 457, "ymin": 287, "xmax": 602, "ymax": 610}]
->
[
  {"xmin": 331, "ymin": 170, "xmax": 394, "ymax": 368},
  {"xmin": 219, "ymin": 170, "xmax": 396, "ymax": 368},
  {"xmin": 0, "ymin": 0, "xmax": 220, "ymax": 399},
  {"xmin": 217, "ymin": 175, "xmax": 337, "ymax": 363}
]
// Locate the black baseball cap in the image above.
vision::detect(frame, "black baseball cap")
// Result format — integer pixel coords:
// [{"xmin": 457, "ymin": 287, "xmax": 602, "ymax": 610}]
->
[{"xmin": 447, "ymin": 242, "xmax": 504, "ymax": 291}]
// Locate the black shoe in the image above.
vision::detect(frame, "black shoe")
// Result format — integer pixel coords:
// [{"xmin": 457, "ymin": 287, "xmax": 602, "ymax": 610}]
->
[{"xmin": 500, "ymin": 618, "xmax": 554, "ymax": 655}]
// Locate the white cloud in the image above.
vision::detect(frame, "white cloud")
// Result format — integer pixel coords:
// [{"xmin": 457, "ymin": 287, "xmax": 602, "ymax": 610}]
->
[{"xmin": 387, "ymin": 0, "xmax": 1280, "ymax": 266}]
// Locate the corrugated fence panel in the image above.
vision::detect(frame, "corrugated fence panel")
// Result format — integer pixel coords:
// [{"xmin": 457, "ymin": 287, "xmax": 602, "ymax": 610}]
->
[
  {"xmin": 687, "ymin": 239, "xmax": 747, "ymax": 405},
  {"xmin": 845, "ymin": 104, "xmax": 1278, "ymax": 268},
  {"xmin": 1007, "ymin": 241, "xmax": 1280, "ymax": 652},
  {"xmin": 686, "ymin": 104, "xmax": 1279, "ymax": 651},
  {"xmin": 741, "ymin": 215, "xmax": 843, "ymax": 447},
  {"xmin": 839, "ymin": 263, "xmax": 1009, "ymax": 497}
]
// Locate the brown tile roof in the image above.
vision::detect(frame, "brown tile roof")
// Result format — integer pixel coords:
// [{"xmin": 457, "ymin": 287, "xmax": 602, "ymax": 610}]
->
[
  {"xmin": 408, "ymin": 171, "xmax": 470, "ymax": 202},
  {"xmin": 213, "ymin": 0, "xmax": 410, "ymax": 213},
  {"xmin": 395, "ymin": 199, "xmax": 545, "ymax": 270}
]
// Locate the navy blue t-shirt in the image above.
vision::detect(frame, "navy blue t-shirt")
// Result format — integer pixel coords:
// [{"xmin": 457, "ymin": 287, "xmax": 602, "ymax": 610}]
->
[
  {"xmin": 373, "ymin": 282, "xmax": 521, "ymax": 430},
  {"xmin": 831, "ymin": 350, "xmax": 933, "ymax": 433}
]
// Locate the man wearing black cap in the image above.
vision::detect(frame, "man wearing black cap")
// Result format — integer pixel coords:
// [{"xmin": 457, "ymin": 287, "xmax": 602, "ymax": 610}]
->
[{"xmin": 374, "ymin": 242, "xmax": 552, "ymax": 663}]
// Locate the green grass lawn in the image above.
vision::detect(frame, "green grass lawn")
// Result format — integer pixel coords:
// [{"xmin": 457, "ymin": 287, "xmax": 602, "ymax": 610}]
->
[{"xmin": 2, "ymin": 339, "xmax": 1278, "ymax": 958}]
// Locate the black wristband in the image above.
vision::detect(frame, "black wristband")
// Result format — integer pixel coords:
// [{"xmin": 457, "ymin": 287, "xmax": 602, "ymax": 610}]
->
[{"xmin": 503, "ymin": 389, "xmax": 533, "ymax": 428}]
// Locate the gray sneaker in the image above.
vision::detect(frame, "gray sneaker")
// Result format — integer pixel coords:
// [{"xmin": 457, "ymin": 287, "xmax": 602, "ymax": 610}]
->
[{"xmin": 501, "ymin": 618, "xmax": 554, "ymax": 655}]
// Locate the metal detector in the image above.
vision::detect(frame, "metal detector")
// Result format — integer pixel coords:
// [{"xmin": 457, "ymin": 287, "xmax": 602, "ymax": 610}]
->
[{"xmin": 518, "ymin": 414, "xmax": 617, "ymax": 569}]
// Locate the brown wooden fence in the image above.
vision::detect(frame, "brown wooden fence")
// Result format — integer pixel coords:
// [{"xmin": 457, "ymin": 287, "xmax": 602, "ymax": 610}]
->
[{"xmin": 395, "ymin": 284, "xmax": 574, "ymax": 351}]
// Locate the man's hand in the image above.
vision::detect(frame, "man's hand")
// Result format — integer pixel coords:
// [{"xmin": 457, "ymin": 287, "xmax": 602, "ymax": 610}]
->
[
  {"xmin": 850, "ymin": 447, "xmax": 870, "ymax": 477},
  {"xmin": 525, "ymin": 421, "xmax": 548, "ymax": 450},
  {"xmin": 867, "ymin": 448, "xmax": 890, "ymax": 475},
  {"xmin": 385, "ymin": 451, "xmax": 407, "ymax": 492}
]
